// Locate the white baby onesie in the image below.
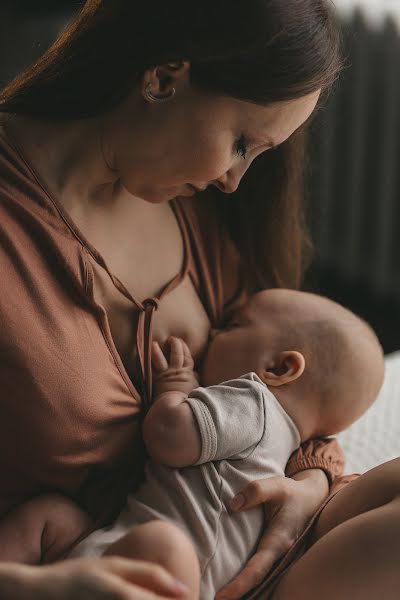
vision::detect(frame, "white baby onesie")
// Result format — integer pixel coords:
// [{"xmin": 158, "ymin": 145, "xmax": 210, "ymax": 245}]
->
[{"xmin": 70, "ymin": 373, "xmax": 301, "ymax": 599}]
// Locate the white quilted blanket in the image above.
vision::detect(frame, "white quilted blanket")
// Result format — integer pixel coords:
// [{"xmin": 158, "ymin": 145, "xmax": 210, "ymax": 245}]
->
[
  {"xmin": 334, "ymin": 0, "xmax": 400, "ymax": 28},
  {"xmin": 338, "ymin": 352, "xmax": 400, "ymax": 474}
]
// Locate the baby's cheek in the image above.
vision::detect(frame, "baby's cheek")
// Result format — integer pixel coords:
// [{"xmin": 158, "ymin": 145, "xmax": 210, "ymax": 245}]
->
[
  {"xmin": 199, "ymin": 346, "xmax": 214, "ymax": 386},
  {"xmin": 200, "ymin": 338, "xmax": 226, "ymax": 386}
]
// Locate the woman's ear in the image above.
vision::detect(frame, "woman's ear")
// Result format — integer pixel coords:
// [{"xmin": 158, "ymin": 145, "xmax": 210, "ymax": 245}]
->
[
  {"xmin": 142, "ymin": 61, "xmax": 190, "ymax": 99},
  {"xmin": 261, "ymin": 351, "xmax": 305, "ymax": 387}
]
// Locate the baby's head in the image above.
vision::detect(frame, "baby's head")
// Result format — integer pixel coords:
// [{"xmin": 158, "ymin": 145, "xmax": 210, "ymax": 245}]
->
[{"xmin": 201, "ymin": 289, "xmax": 384, "ymax": 441}]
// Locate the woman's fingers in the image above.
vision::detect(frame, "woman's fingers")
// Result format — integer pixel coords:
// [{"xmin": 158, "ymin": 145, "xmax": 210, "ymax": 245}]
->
[
  {"xmin": 100, "ymin": 557, "xmax": 189, "ymax": 597},
  {"xmin": 33, "ymin": 558, "xmax": 190, "ymax": 600},
  {"xmin": 217, "ymin": 477, "xmax": 300, "ymax": 598},
  {"xmin": 215, "ymin": 522, "xmax": 296, "ymax": 599},
  {"xmin": 215, "ymin": 548, "xmax": 278, "ymax": 600},
  {"xmin": 229, "ymin": 476, "xmax": 288, "ymax": 512},
  {"xmin": 151, "ymin": 341, "xmax": 169, "ymax": 372},
  {"xmin": 97, "ymin": 574, "xmax": 186, "ymax": 600}
]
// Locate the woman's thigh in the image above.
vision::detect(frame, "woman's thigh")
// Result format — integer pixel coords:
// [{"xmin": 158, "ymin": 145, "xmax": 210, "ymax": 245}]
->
[
  {"xmin": 271, "ymin": 458, "xmax": 400, "ymax": 600},
  {"xmin": 312, "ymin": 457, "xmax": 400, "ymax": 542}
]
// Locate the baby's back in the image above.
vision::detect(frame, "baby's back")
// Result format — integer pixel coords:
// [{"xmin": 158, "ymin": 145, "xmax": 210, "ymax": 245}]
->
[
  {"xmin": 71, "ymin": 374, "xmax": 300, "ymax": 599},
  {"xmin": 126, "ymin": 374, "xmax": 301, "ymax": 597},
  {"xmin": 128, "ymin": 455, "xmax": 266, "ymax": 598}
]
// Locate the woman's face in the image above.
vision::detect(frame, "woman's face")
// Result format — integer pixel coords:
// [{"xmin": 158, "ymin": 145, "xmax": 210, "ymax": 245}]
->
[{"xmin": 105, "ymin": 69, "xmax": 320, "ymax": 203}]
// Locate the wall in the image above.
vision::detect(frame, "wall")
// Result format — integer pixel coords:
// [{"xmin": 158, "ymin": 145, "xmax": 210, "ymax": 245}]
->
[{"xmin": 334, "ymin": 0, "xmax": 400, "ymax": 27}]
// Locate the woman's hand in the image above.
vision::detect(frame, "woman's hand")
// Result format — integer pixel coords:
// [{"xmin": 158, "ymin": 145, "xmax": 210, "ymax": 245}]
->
[
  {"xmin": 216, "ymin": 469, "xmax": 330, "ymax": 599},
  {"xmin": 0, "ymin": 557, "xmax": 189, "ymax": 600}
]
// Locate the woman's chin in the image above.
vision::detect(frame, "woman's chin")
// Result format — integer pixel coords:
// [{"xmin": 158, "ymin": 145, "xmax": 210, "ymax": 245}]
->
[
  {"xmin": 121, "ymin": 185, "xmax": 170, "ymax": 204},
  {"xmin": 122, "ymin": 183, "xmax": 191, "ymax": 204}
]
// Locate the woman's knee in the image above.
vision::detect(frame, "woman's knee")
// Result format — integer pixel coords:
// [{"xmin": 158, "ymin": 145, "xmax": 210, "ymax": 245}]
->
[
  {"xmin": 374, "ymin": 457, "xmax": 400, "ymax": 495},
  {"xmin": 313, "ymin": 458, "xmax": 400, "ymax": 543},
  {"xmin": 357, "ymin": 457, "xmax": 400, "ymax": 503}
]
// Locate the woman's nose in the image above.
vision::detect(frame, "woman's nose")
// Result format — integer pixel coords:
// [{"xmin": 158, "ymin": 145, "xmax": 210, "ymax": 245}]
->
[{"xmin": 213, "ymin": 163, "xmax": 249, "ymax": 194}]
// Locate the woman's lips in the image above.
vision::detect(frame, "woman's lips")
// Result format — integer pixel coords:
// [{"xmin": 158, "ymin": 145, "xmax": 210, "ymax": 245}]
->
[
  {"xmin": 178, "ymin": 184, "xmax": 208, "ymax": 197},
  {"xmin": 188, "ymin": 184, "xmax": 207, "ymax": 193}
]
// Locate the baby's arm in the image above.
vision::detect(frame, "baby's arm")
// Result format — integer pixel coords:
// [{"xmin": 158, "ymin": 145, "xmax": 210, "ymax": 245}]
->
[{"xmin": 143, "ymin": 337, "xmax": 202, "ymax": 468}]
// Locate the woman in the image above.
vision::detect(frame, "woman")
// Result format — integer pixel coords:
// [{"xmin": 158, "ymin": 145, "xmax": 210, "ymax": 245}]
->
[{"xmin": 0, "ymin": 1, "xmax": 398, "ymax": 599}]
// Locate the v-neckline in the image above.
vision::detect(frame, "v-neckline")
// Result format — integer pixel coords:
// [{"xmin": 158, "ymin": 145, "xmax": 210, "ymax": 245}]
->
[{"xmin": 1, "ymin": 125, "xmax": 192, "ymax": 402}]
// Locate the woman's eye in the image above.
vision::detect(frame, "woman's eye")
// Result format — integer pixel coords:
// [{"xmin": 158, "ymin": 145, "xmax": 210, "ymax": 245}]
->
[{"xmin": 235, "ymin": 134, "xmax": 248, "ymax": 160}]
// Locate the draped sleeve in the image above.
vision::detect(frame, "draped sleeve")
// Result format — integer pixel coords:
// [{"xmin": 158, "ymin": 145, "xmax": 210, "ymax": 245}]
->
[{"xmin": 285, "ymin": 437, "xmax": 345, "ymax": 484}]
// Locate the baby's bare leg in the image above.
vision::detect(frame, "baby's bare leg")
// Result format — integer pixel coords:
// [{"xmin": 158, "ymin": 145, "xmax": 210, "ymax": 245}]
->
[
  {"xmin": 0, "ymin": 494, "xmax": 92, "ymax": 565},
  {"xmin": 104, "ymin": 520, "xmax": 200, "ymax": 599},
  {"xmin": 271, "ymin": 458, "xmax": 400, "ymax": 600}
]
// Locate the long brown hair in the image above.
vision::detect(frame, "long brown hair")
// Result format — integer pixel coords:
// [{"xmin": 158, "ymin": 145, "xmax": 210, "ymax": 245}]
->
[{"xmin": 0, "ymin": 0, "xmax": 343, "ymax": 290}]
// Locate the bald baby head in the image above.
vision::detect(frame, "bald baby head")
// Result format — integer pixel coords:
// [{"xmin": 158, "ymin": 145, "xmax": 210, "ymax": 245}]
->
[
  {"xmin": 241, "ymin": 289, "xmax": 385, "ymax": 437},
  {"xmin": 202, "ymin": 289, "xmax": 385, "ymax": 441}
]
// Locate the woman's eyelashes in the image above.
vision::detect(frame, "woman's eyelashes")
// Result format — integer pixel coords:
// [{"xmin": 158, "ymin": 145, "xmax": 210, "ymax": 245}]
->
[
  {"xmin": 235, "ymin": 134, "xmax": 248, "ymax": 160},
  {"xmin": 234, "ymin": 135, "xmax": 281, "ymax": 162}
]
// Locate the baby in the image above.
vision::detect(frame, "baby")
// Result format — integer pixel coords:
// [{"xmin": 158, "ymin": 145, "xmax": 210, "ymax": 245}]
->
[{"xmin": 0, "ymin": 289, "xmax": 384, "ymax": 599}]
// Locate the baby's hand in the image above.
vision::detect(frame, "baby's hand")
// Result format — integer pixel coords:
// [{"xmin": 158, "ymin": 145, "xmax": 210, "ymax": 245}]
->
[{"xmin": 152, "ymin": 336, "xmax": 199, "ymax": 397}]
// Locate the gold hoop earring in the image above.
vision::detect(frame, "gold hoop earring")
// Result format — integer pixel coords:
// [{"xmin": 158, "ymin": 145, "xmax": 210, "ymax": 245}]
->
[
  {"xmin": 144, "ymin": 83, "xmax": 176, "ymax": 103},
  {"xmin": 167, "ymin": 61, "xmax": 184, "ymax": 70}
]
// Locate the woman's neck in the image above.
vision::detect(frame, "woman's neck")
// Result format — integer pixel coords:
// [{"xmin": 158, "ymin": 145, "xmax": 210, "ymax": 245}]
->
[{"xmin": 1, "ymin": 113, "xmax": 119, "ymax": 214}]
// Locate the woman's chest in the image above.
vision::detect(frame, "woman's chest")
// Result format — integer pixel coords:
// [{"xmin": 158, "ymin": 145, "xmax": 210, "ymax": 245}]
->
[
  {"xmin": 89, "ymin": 259, "xmax": 211, "ymax": 384},
  {"xmin": 84, "ymin": 200, "xmax": 212, "ymax": 383}
]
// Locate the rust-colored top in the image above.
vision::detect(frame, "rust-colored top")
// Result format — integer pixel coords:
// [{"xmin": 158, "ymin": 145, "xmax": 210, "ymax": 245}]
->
[{"xmin": 0, "ymin": 128, "xmax": 344, "ymax": 527}]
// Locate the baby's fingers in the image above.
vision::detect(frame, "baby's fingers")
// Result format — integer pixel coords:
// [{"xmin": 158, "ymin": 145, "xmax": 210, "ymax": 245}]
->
[
  {"xmin": 151, "ymin": 341, "xmax": 169, "ymax": 372},
  {"xmin": 168, "ymin": 336, "xmax": 185, "ymax": 369},
  {"xmin": 180, "ymin": 339, "xmax": 194, "ymax": 370}
]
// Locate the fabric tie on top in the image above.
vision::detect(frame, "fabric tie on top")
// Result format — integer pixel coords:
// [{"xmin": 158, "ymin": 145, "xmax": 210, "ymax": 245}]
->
[
  {"xmin": 79, "ymin": 201, "xmax": 191, "ymax": 411},
  {"xmin": 137, "ymin": 297, "xmax": 159, "ymax": 411},
  {"xmin": 82, "ymin": 252, "xmax": 163, "ymax": 412}
]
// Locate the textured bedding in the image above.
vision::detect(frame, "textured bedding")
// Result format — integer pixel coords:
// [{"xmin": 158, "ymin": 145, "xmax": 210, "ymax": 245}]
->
[{"xmin": 338, "ymin": 352, "xmax": 400, "ymax": 474}]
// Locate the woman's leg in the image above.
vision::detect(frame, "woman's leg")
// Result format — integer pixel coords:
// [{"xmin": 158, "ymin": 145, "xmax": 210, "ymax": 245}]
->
[
  {"xmin": 104, "ymin": 520, "xmax": 201, "ymax": 599},
  {"xmin": 271, "ymin": 458, "xmax": 400, "ymax": 600}
]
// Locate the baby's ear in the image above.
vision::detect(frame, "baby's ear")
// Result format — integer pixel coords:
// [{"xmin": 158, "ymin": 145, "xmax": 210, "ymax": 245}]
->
[{"xmin": 261, "ymin": 351, "xmax": 305, "ymax": 387}]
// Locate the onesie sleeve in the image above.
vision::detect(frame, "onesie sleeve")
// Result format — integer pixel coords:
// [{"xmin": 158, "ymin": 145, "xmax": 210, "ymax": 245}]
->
[
  {"xmin": 185, "ymin": 376, "xmax": 266, "ymax": 464},
  {"xmin": 285, "ymin": 437, "xmax": 345, "ymax": 485}
]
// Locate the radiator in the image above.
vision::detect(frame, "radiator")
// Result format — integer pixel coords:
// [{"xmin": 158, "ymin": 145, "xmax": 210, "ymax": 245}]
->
[{"xmin": 308, "ymin": 11, "xmax": 400, "ymax": 301}]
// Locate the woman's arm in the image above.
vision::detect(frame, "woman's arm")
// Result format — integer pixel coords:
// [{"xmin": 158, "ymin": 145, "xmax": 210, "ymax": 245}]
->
[
  {"xmin": 216, "ymin": 470, "xmax": 331, "ymax": 600},
  {"xmin": 216, "ymin": 438, "xmax": 345, "ymax": 599}
]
